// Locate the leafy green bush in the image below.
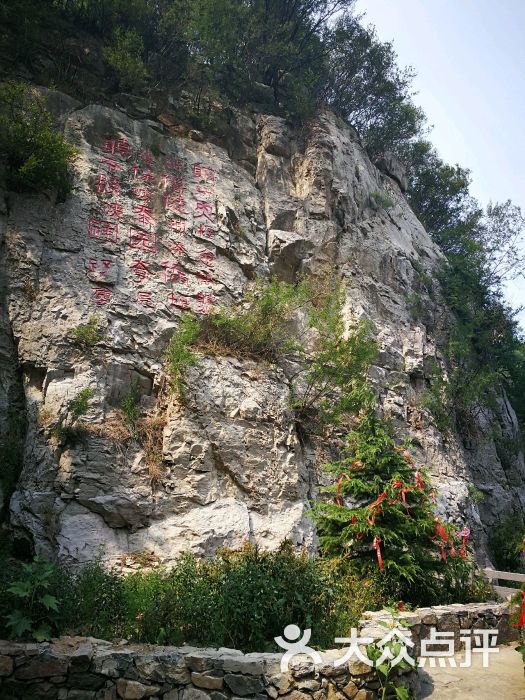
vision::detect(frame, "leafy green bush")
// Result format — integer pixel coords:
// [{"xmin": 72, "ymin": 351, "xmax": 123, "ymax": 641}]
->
[
  {"xmin": 51, "ymin": 387, "xmax": 94, "ymax": 443},
  {"xmin": 5, "ymin": 555, "xmax": 59, "ymax": 641},
  {"xmin": 103, "ymin": 27, "xmax": 148, "ymax": 89},
  {"xmin": 294, "ymin": 283, "xmax": 377, "ymax": 424},
  {"xmin": 71, "ymin": 315, "xmax": 103, "ymax": 349},
  {"xmin": 136, "ymin": 543, "xmax": 340, "ymax": 651},
  {"xmin": 0, "ymin": 545, "xmax": 377, "ymax": 649},
  {"xmin": 199, "ymin": 279, "xmax": 309, "ymax": 361},
  {"xmin": 0, "ymin": 81, "xmax": 77, "ymax": 198}
]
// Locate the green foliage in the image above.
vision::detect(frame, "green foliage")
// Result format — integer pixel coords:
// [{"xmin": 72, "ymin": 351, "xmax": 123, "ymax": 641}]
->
[
  {"xmin": 120, "ymin": 380, "xmax": 142, "ymax": 433},
  {"xmin": 365, "ymin": 610, "xmax": 415, "ymax": 700},
  {"xmin": 136, "ymin": 542, "xmax": 340, "ymax": 650},
  {"xmin": 199, "ymin": 279, "xmax": 309, "ymax": 360},
  {"xmin": 295, "ymin": 284, "xmax": 377, "ymax": 424},
  {"xmin": 71, "ymin": 315, "xmax": 103, "ymax": 349},
  {"xmin": 51, "ymin": 387, "xmax": 94, "ymax": 443},
  {"xmin": 314, "ymin": 411, "xmax": 490, "ymax": 606},
  {"xmin": 165, "ymin": 313, "xmax": 201, "ymax": 396},
  {"xmin": 0, "ymin": 546, "xmax": 378, "ymax": 650},
  {"xmin": 0, "ymin": 81, "xmax": 77, "ymax": 198},
  {"xmin": 489, "ymin": 515, "xmax": 525, "ymax": 573},
  {"xmin": 103, "ymin": 27, "xmax": 148, "ymax": 89},
  {"xmin": 467, "ymin": 484, "xmax": 485, "ymax": 505},
  {"xmin": 5, "ymin": 555, "xmax": 59, "ymax": 641},
  {"xmin": 323, "ymin": 12, "xmax": 427, "ymax": 154},
  {"xmin": 69, "ymin": 387, "xmax": 94, "ymax": 420},
  {"xmin": 370, "ymin": 190, "xmax": 395, "ymax": 209}
]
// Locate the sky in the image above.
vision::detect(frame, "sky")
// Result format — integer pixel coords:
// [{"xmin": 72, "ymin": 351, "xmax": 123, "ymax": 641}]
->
[{"xmin": 355, "ymin": 0, "xmax": 525, "ymax": 327}]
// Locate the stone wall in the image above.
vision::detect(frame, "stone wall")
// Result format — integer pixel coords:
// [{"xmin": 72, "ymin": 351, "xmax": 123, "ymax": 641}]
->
[
  {"xmin": 0, "ymin": 602, "xmax": 516, "ymax": 700},
  {"xmin": 0, "ymin": 636, "xmax": 416, "ymax": 700},
  {"xmin": 360, "ymin": 601, "xmax": 518, "ymax": 656}
]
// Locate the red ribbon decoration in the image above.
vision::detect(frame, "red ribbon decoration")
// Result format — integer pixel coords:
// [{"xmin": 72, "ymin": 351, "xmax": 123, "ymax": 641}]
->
[
  {"xmin": 513, "ymin": 591, "xmax": 525, "ymax": 629},
  {"xmin": 458, "ymin": 527, "xmax": 470, "ymax": 558},
  {"xmin": 373, "ymin": 536, "xmax": 384, "ymax": 572},
  {"xmin": 367, "ymin": 491, "xmax": 387, "ymax": 525},
  {"xmin": 430, "ymin": 519, "xmax": 449, "ymax": 561},
  {"xmin": 391, "ymin": 479, "xmax": 412, "ymax": 517},
  {"xmin": 335, "ymin": 473, "xmax": 351, "ymax": 506},
  {"xmin": 414, "ymin": 471, "xmax": 426, "ymax": 490}
]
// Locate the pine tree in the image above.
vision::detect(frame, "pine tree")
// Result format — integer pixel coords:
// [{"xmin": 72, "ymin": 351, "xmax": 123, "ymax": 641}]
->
[{"xmin": 314, "ymin": 411, "xmax": 481, "ymax": 605}]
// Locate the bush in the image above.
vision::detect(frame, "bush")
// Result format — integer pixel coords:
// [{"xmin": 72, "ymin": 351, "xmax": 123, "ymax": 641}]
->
[
  {"xmin": 120, "ymin": 380, "xmax": 141, "ymax": 433},
  {"xmin": 51, "ymin": 387, "xmax": 94, "ymax": 444},
  {"xmin": 370, "ymin": 190, "xmax": 394, "ymax": 209},
  {"xmin": 198, "ymin": 279, "xmax": 309, "ymax": 361},
  {"xmin": 103, "ymin": 27, "xmax": 148, "ymax": 90},
  {"xmin": 0, "ymin": 81, "xmax": 77, "ymax": 198},
  {"xmin": 0, "ymin": 545, "xmax": 379, "ymax": 649},
  {"xmin": 71, "ymin": 315, "xmax": 103, "ymax": 349}
]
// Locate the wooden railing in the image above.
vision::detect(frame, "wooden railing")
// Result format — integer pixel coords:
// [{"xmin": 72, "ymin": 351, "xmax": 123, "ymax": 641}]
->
[{"xmin": 484, "ymin": 567, "xmax": 525, "ymax": 599}]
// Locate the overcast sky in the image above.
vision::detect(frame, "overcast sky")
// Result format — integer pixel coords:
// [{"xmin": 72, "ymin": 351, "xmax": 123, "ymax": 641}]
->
[{"xmin": 355, "ymin": 0, "xmax": 525, "ymax": 327}]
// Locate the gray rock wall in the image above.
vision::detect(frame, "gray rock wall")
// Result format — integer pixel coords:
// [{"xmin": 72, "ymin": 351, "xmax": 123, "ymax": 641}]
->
[{"xmin": 1, "ymin": 89, "xmax": 524, "ymax": 566}]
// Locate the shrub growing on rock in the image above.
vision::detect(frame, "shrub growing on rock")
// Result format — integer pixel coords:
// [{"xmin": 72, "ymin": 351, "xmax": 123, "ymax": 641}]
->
[{"xmin": 0, "ymin": 81, "xmax": 77, "ymax": 198}]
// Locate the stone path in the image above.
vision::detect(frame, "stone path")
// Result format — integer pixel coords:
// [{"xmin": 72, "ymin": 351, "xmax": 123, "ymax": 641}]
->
[{"xmin": 417, "ymin": 643, "xmax": 524, "ymax": 699}]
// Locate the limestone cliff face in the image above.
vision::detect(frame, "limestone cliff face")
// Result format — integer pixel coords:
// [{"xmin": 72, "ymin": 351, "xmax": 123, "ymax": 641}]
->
[{"xmin": 1, "ymin": 89, "xmax": 524, "ymax": 567}]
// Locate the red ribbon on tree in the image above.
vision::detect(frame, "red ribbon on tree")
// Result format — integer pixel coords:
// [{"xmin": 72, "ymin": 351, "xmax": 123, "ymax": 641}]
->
[
  {"xmin": 458, "ymin": 527, "xmax": 470, "ymax": 558},
  {"xmin": 431, "ymin": 519, "xmax": 449, "ymax": 561},
  {"xmin": 414, "ymin": 471, "xmax": 426, "ymax": 490},
  {"xmin": 367, "ymin": 491, "xmax": 386, "ymax": 525},
  {"xmin": 513, "ymin": 591, "xmax": 525, "ymax": 629},
  {"xmin": 373, "ymin": 535, "xmax": 384, "ymax": 572},
  {"xmin": 335, "ymin": 473, "xmax": 351, "ymax": 506},
  {"xmin": 391, "ymin": 479, "xmax": 412, "ymax": 517}
]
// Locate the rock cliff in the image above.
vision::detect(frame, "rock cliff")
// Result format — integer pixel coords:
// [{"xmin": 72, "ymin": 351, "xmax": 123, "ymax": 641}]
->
[{"xmin": 1, "ymin": 89, "xmax": 524, "ymax": 567}]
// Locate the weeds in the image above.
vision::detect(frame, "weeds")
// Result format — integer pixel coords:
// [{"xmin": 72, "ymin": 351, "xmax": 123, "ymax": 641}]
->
[{"xmin": 71, "ymin": 316, "xmax": 103, "ymax": 350}]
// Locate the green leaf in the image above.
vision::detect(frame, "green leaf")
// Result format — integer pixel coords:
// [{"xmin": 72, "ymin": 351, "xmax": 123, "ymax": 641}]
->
[
  {"xmin": 41, "ymin": 594, "xmax": 59, "ymax": 612},
  {"xmin": 5, "ymin": 611, "xmax": 32, "ymax": 637},
  {"xmin": 7, "ymin": 581, "xmax": 31, "ymax": 597},
  {"xmin": 395, "ymin": 686, "xmax": 411, "ymax": 700},
  {"xmin": 376, "ymin": 662, "xmax": 390, "ymax": 677},
  {"xmin": 33, "ymin": 623, "xmax": 52, "ymax": 642}
]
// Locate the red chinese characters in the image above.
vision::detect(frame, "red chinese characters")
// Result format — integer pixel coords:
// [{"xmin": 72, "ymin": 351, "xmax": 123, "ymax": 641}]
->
[
  {"xmin": 168, "ymin": 219, "xmax": 187, "ymax": 236},
  {"xmin": 196, "ymin": 224, "xmax": 216, "ymax": 239},
  {"xmin": 87, "ymin": 258, "xmax": 113, "ymax": 275},
  {"xmin": 198, "ymin": 249, "xmax": 215, "ymax": 267},
  {"xmin": 88, "ymin": 217, "xmax": 118, "ymax": 243},
  {"xmin": 196, "ymin": 291, "xmax": 215, "ymax": 314},
  {"xmin": 160, "ymin": 261, "xmax": 188, "ymax": 284},
  {"xmin": 194, "ymin": 200, "xmax": 215, "ymax": 223},
  {"xmin": 93, "ymin": 287, "xmax": 112, "ymax": 305},
  {"xmin": 103, "ymin": 138, "xmax": 130, "ymax": 158},
  {"xmin": 102, "ymin": 202, "xmax": 123, "ymax": 218},
  {"xmin": 167, "ymin": 292, "xmax": 190, "ymax": 309},
  {"xmin": 129, "ymin": 226, "xmax": 157, "ymax": 253},
  {"xmin": 133, "ymin": 204, "xmax": 155, "ymax": 227},
  {"xmin": 136, "ymin": 290, "xmax": 154, "ymax": 307},
  {"xmin": 129, "ymin": 259, "xmax": 151, "ymax": 282},
  {"xmin": 192, "ymin": 163, "xmax": 217, "ymax": 183}
]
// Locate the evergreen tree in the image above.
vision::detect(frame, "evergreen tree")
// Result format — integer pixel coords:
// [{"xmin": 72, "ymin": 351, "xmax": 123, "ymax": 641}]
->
[{"xmin": 314, "ymin": 411, "xmax": 481, "ymax": 605}]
